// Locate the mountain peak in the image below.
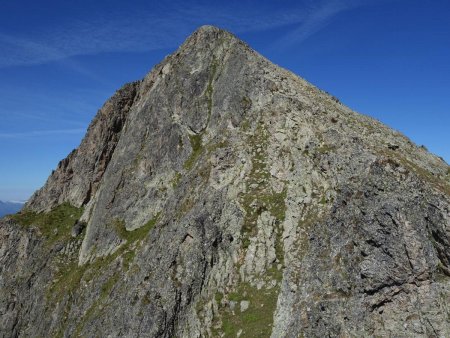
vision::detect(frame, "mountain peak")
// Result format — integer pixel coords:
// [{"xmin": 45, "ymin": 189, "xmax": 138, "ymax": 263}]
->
[
  {"xmin": 2, "ymin": 26, "xmax": 449, "ymax": 337},
  {"xmin": 194, "ymin": 24, "xmax": 226, "ymax": 34},
  {"xmin": 174, "ymin": 24, "xmax": 251, "ymax": 63},
  {"xmin": 190, "ymin": 24, "xmax": 235, "ymax": 40}
]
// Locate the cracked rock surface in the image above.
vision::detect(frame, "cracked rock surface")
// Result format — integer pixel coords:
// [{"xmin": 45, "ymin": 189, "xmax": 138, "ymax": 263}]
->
[{"xmin": 1, "ymin": 26, "xmax": 449, "ymax": 338}]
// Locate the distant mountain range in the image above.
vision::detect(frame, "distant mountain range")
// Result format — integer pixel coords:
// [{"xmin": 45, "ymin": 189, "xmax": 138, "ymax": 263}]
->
[{"xmin": 0, "ymin": 200, "xmax": 24, "ymax": 217}]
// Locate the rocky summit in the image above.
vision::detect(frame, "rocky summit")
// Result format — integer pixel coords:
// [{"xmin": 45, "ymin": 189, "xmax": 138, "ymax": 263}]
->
[{"xmin": 1, "ymin": 26, "xmax": 449, "ymax": 338}]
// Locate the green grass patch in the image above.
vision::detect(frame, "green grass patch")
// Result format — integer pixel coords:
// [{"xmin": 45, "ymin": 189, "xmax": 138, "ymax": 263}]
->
[
  {"xmin": 113, "ymin": 213, "xmax": 160, "ymax": 269},
  {"xmin": 141, "ymin": 292, "xmax": 151, "ymax": 305},
  {"xmin": 48, "ymin": 261, "xmax": 87, "ymax": 303},
  {"xmin": 114, "ymin": 213, "xmax": 160, "ymax": 243},
  {"xmin": 316, "ymin": 144, "xmax": 336, "ymax": 154},
  {"xmin": 73, "ymin": 272, "xmax": 119, "ymax": 337},
  {"xmin": 48, "ymin": 245, "xmax": 123, "ymax": 304},
  {"xmin": 183, "ymin": 58, "xmax": 219, "ymax": 172},
  {"xmin": 11, "ymin": 203, "xmax": 83, "ymax": 246},
  {"xmin": 100, "ymin": 272, "xmax": 120, "ymax": 299},
  {"xmin": 241, "ymin": 96, "xmax": 252, "ymax": 113},
  {"xmin": 210, "ymin": 122, "xmax": 285, "ymax": 337},
  {"xmin": 40, "ymin": 207, "xmax": 160, "ymax": 336},
  {"xmin": 207, "ymin": 140, "xmax": 229, "ymax": 153},
  {"xmin": 240, "ymin": 119, "xmax": 251, "ymax": 132},
  {"xmin": 177, "ymin": 194, "xmax": 196, "ymax": 218},
  {"xmin": 215, "ymin": 279, "xmax": 281, "ymax": 338},
  {"xmin": 238, "ymin": 123, "xmax": 287, "ymax": 246},
  {"xmin": 49, "ymin": 213, "xmax": 160, "ymax": 307},
  {"xmin": 183, "ymin": 133, "xmax": 203, "ymax": 170},
  {"xmin": 171, "ymin": 172, "xmax": 182, "ymax": 188},
  {"xmin": 50, "ymin": 253, "xmax": 122, "ymax": 337}
]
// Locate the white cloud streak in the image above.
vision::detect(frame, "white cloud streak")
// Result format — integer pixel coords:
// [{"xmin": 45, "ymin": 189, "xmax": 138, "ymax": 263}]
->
[
  {"xmin": 0, "ymin": 0, "xmax": 376, "ymax": 68},
  {"xmin": 271, "ymin": 0, "xmax": 374, "ymax": 50}
]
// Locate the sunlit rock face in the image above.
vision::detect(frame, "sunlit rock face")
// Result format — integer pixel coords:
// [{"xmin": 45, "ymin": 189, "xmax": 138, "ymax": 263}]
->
[{"xmin": 1, "ymin": 26, "xmax": 449, "ymax": 338}]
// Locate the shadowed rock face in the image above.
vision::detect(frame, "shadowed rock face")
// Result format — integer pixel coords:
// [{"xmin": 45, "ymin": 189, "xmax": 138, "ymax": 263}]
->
[
  {"xmin": 26, "ymin": 81, "xmax": 140, "ymax": 212},
  {"xmin": 1, "ymin": 25, "xmax": 449, "ymax": 338}
]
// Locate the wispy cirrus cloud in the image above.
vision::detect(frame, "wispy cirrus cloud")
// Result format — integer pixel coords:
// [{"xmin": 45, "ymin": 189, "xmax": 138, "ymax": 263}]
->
[
  {"xmin": 0, "ymin": 0, "xmax": 376, "ymax": 69},
  {"xmin": 0, "ymin": 0, "xmax": 379, "ymax": 142},
  {"xmin": 271, "ymin": 0, "xmax": 375, "ymax": 50}
]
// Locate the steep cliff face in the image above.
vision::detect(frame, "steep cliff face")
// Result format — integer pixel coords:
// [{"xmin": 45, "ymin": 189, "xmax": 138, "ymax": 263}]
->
[
  {"xmin": 26, "ymin": 81, "xmax": 140, "ymax": 212},
  {"xmin": 1, "ymin": 26, "xmax": 449, "ymax": 338}
]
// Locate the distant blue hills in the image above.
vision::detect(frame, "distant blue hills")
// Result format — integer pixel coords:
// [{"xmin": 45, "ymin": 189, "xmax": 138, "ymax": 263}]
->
[{"xmin": 0, "ymin": 200, "xmax": 24, "ymax": 217}]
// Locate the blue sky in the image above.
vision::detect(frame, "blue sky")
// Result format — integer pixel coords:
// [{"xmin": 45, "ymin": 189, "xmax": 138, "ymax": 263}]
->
[{"xmin": 0, "ymin": 0, "xmax": 449, "ymax": 201}]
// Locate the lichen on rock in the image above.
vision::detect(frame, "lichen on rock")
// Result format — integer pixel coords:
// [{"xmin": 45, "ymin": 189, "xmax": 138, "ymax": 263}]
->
[{"xmin": 1, "ymin": 25, "xmax": 449, "ymax": 338}]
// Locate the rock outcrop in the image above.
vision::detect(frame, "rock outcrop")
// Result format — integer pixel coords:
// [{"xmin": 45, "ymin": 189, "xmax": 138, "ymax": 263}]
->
[
  {"xmin": 1, "ymin": 25, "xmax": 449, "ymax": 338},
  {"xmin": 26, "ymin": 81, "xmax": 140, "ymax": 212}
]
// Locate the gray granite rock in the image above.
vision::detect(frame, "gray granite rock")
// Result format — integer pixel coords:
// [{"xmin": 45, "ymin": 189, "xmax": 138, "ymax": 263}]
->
[{"xmin": 1, "ymin": 25, "xmax": 449, "ymax": 338}]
